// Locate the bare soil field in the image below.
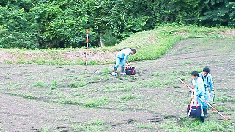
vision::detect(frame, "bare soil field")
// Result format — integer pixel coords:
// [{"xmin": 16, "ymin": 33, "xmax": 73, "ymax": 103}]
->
[{"xmin": 0, "ymin": 38, "xmax": 235, "ymax": 131}]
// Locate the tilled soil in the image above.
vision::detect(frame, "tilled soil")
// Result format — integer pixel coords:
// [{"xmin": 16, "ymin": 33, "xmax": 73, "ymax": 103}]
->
[{"xmin": 0, "ymin": 38, "xmax": 235, "ymax": 131}]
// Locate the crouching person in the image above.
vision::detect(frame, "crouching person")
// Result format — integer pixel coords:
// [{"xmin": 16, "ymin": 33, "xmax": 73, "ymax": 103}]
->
[
  {"xmin": 111, "ymin": 48, "xmax": 136, "ymax": 76},
  {"xmin": 191, "ymin": 71, "xmax": 206, "ymax": 122}
]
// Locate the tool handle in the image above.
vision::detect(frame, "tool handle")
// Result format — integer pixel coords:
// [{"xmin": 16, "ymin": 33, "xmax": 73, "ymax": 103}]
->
[{"xmin": 178, "ymin": 77, "xmax": 228, "ymax": 121}]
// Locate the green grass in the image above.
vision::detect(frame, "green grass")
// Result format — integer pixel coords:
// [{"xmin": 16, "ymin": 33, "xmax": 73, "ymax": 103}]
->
[
  {"xmin": 1, "ymin": 26, "xmax": 235, "ymax": 131},
  {"xmin": 68, "ymin": 81, "xmax": 88, "ymax": 88},
  {"xmin": 120, "ymin": 94, "xmax": 137, "ymax": 101},
  {"xmin": 0, "ymin": 25, "xmax": 234, "ymax": 65},
  {"xmin": 72, "ymin": 119, "xmax": 106, "ymax": 131},
  {"xmin": 85, "ymin": 98, "xmax": 109, "ymax": 108},
  {"xmin": 33, "ymin": 82, "xmax": 44, "ymax": 88},
  {"xmin": 51, "ymin": 80, "xmax": 58, "ymax": 90},
  {"xmin": 173, "ymin": 117, "xmax": 234, "ymax": 132}
]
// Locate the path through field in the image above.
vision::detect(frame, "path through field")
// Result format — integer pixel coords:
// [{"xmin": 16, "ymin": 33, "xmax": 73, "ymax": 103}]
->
[{"xmin": 0, "ymin": 38, "xmax": 235, "ymax": 131}]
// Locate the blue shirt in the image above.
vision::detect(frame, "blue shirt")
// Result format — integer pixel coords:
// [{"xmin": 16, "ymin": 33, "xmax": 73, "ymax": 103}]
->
[
  {"xmin": 199, "ymin": 73, "xmax": 215, "ymax": 91},
  {"xmin": 116, "ymin": 48, "xmax": 131, "ymax": 62},
  {"xmin": 192, "ymin": 77, "xmax": 205, "ymax": 97}
]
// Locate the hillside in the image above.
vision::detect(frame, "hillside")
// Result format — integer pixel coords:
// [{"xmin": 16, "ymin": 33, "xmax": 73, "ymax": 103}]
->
[{"xmin": 0, "ymin": 25, "xmax": 235, "ymax": 65}]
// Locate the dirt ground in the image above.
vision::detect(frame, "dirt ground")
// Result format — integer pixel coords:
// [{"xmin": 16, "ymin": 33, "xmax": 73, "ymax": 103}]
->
[{"xmin": 0, "ymin": 38, "xmax": 235, "ymax": 131}]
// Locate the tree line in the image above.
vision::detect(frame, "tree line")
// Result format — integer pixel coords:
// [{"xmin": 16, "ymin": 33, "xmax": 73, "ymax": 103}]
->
[{"xmin": 0, "ymin": 0, "xmax": 234, "ymax": 49}]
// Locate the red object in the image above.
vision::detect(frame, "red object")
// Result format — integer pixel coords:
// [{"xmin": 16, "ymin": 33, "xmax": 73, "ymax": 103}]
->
[
  {"xmin": 86, "ymin": 29, "xmax": 89, "ymax": 43},
  {"xmin": 85, "ymin": 29, "xmax": 89, "ymax": 70},
  {"xmin": 125, "ymin": 67, "xmax": 136, "ymax": 75},
  {"xmin": 178, "ymin": 78, "xmax": 228, "ymax": 121}
]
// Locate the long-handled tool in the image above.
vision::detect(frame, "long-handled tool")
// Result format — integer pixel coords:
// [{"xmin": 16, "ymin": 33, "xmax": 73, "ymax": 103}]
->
[
  {"xmin": 85, "ymin": 29, "xmax": 89, "ymax": 71},
  {"xmin": 178, "ymin": 77, "xmax": 228, "ymax": 121}
]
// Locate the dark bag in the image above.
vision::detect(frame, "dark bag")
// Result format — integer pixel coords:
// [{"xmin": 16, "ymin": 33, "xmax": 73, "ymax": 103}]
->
[
  {"xmin": 187, "ymin": 105, "xmax": 201, "ymax": 118},
  {"xmin": 125, "ymin": 67, "xmax": 136, "ymax": 75}
]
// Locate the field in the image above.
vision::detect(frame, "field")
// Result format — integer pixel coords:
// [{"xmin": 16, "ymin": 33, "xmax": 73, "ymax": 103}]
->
[{"xmin": 0, "ymin": 37, "xmax": 235, "ymax": 131}]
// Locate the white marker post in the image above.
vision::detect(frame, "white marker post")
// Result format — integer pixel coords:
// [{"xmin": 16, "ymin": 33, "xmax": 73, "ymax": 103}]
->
[{"xmin": 85, "ymin": 29, "xmax": 89, "ymax": 71}]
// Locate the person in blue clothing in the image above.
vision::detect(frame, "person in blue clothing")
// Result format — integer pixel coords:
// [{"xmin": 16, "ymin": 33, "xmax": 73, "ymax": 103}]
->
[
  {"xmin": 191, "ymin": 71, "xmax": 205, "ymax": 122},
  {"xmin": 199, "ymin": 67, "xmax": 215, "ymax": 117},
  {"xmin": 111, "ymin": 48, "xmax": 136, "ymax": 76},
  {"xmin": 199, "ymin": 67, "xmax": 215, "ymax": 102}
]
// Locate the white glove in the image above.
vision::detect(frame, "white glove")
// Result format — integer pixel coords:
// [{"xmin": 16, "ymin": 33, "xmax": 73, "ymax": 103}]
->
[
  {"xmin": 210, "ymin": 92, "xmax": 215, "ymax": 102},
  {"xmin": 200, "ymin": 96, "xmax": 205, "ymax": 101},
  {"xmin": 111, "ymin": 72, "xmax": 117, "ymax": 76}
]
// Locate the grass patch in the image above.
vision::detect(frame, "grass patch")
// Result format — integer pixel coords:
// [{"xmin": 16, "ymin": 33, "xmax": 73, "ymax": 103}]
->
[
  {"xmin": 1, "ymin": 25, "xmax": 234, "ymax": 65},
  {"xmin": 103, "ymin": 68, "xmax": 110, "ymax": 74},
  {"xmin": 33, "ymin": 82, "xmax": 44, "ymax": 88},
  {"xmin": 120, "ymin": 94, "xmax": 136, "ymax": 101},
  {"xmin": 137, "ymin": 123, "xmax": 154, "ymax": 130},
  {"xmin": 51, "ymin": 80, "xmax": 58, "ymax": 90},
  {"xmin": 68, "ymin": 81, "xmax": 88, "ymax": 88},
  {"xmin": 150, "ymin": 71, "xmax": 163, "ymax": 76},
  {"xmin": 72, "ymin": 119, "xmax": 106, "ymax": 131},
  {"xmin": 85, "ymin": 98, "xmax": 109, "ymax": 108},
  {"xmin": 175, "ymin": 117, "xmax": 234, "ymax": 132},
  {"xmin": 9, "ymin": 92, "xmax": 37, "ymax": 99}
]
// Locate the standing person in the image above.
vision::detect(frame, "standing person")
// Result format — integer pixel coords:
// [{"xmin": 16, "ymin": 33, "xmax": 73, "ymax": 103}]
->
[
  {"xmin": 199, "ymin": 67, "xmax": 215, "ymax": 117},
  {"xmin": 111, "ymin": 48, "xmax": 136, "ymax": 76},
  {"xmin": 199, "ymin": 67, "xmax": 215, "ymax": 102},
  {"xmin": 191, "ymin": 71, "xmax": 206, "ymax": 122}
]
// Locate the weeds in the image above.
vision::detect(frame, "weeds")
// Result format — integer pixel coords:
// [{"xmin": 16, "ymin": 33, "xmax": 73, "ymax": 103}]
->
[
  {"xmin": 51, "ymin": 80, "xmax": 58, "ymax": 90},
  {"xmin": 175, "ymin": 118, "xmax": 234, "ymax": 132},
  {"xmin": 85, "ymin": 98, "xmax": 109, "ymax": 108},
  {"xmin": 103, "ymin": 68, "xmax": 110, "ymax": 74},
  {"xmin": 33, "ymin": 82, "xmax": 44, "ymax": 88},
  {"xmin": 72, "ymin": 120, "xmax": 106, "ymax": 131},
  {"xmin": 69, "ymin": 81, "xmax": 88, "ymax": 88},
  {"xmin": 1, "ymin": 25, "xmax": 234, "ymax": 65},
  {"xmin": 120, "ymin": 94, "xmax": 136, "ymax": 101}
]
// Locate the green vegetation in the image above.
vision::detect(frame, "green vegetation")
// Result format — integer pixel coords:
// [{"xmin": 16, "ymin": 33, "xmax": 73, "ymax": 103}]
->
[
  {"xmin": 72, "ymin": 119, "xmax": 106, "ymax": 131},
  {"xmin": 1, "ymin": 37, "xmax": 235, "ymax": 131},
  {"xmin": 33, "ymin": 82, "xmax": 44, "ymax": 88},
  {"xmin": 1, "ymin": 1, "xmax": 234, "ymax": 131},
  {"xmin": 0, "ymin": 25, "xmax": 234, "ymax": 65},
  {"xmin": 120, "ymin": 94, "xmax": 137, "ymax": 101},
  {"xmin": 68, "ymin": 81, "xmax": 88, "ymax": 88},
  {"xmin": 51, "ymin": 80, "xmax": 58, "ymax": 90},
  {"xmin": 152, "ymin": 117, "xmax": 234, "ymax": 132},
  {"xmin": 0, "ymin": 0, "xmax": 234, "ymax": 49},
  {"xmin": 85, "ymin": 98, "xmax": 109, "ymax": 108}
]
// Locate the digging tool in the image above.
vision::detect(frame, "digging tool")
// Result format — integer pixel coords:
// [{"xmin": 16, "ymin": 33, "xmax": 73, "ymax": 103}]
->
[
  {"xmin": 178, "ymin": 78, "xmax": 228, "ymax": 121},
  {"xmin": 199, "ymin": 98, "xmax": 228, "ymax": 121}
]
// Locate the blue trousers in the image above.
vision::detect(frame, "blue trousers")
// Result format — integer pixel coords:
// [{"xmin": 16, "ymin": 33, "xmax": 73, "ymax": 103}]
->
[
  {"xmin": 114, "ymin": 57, "xmax": 124, "ymax": 68},
  {"xmin": 196, "ymin": 97, "xmax": 205, "ymax": 117},
  {"xmin": 203, "ymin": 91, "xmax": 209, "ymax": 109}
]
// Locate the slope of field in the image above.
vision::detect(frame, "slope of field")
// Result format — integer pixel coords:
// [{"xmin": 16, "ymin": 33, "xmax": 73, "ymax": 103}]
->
[
  {"xmin": 0, "ymin": 38, "xmax": 234, "ymax": 131},
  {"xmin": 0, "ymin": 25, "xmax": 234, "ymax": 65}
]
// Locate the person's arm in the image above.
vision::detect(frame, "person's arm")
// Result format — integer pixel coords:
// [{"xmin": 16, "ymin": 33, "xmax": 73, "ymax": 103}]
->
[
  {"xmin": 124, "ymin": 54, "xmax": 130, "ymax": 63},
  {"xmin": 209, "ymin": 76, "xmax": 215, "ymax": 92}
]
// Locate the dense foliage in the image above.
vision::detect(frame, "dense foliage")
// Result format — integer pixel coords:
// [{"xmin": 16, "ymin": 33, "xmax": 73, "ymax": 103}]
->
[{"xmin": 0, "ymin": 0, "xmax": 234, "ymax": 49}]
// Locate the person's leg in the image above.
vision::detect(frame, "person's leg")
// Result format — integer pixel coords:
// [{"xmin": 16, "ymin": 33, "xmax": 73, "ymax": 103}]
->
[
  {"xmin": 114, "ymin": 57, "xmax": 120, "ymax": 72},
  {"xmin": 200, "ymin": 104, "xmax": 205, "ymax": 122},
  {"xmin": 203, "ymin": 91, "xmax": 209, "ymax": 117},
  {"xmin": 120, "ymin": 59, "xmax": 126, "ymax": 75},
  {"xmin": 197, "ymin": 97, "xmax": 205, "ymax": 122}
]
